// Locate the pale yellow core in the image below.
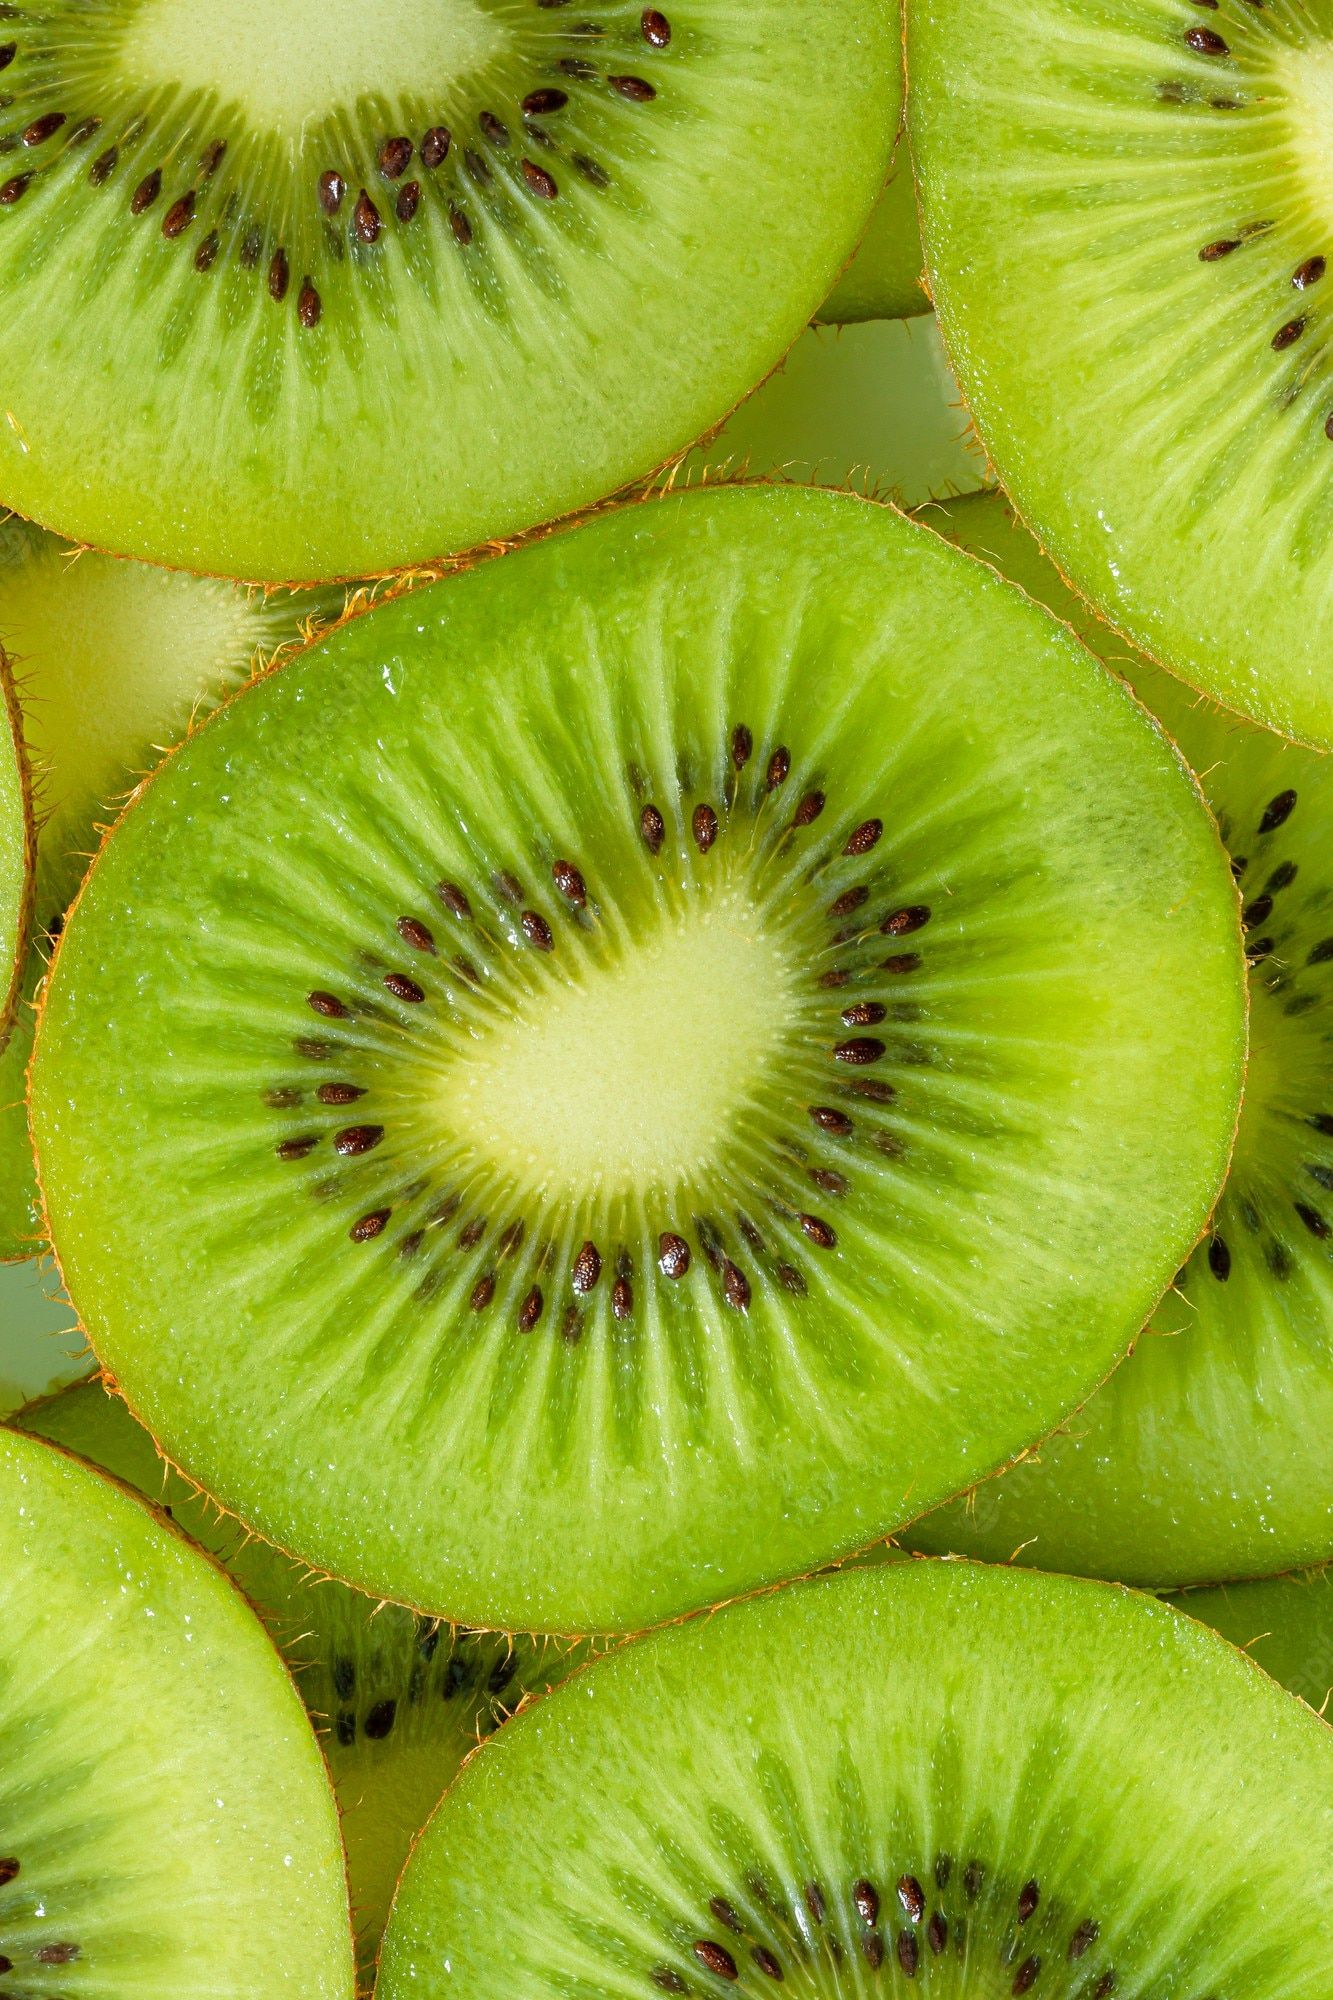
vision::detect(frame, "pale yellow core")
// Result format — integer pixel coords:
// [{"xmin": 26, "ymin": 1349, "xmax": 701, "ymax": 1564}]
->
[
  {"xmin": 1280, "ymin": 40, "xmax": 1333, "ymax": 234},
  {"xmin": 117, "ymin": 0, "xmax": 508, "ymax": 133},
  {"xmin": 437, "ymin": 890, "xmax": 795, "ymax": 1199}
]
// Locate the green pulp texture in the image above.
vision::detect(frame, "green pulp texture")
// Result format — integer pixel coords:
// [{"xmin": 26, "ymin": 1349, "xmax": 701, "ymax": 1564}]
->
[
  {"xmin": 0, "ymin": 0, "xmax": 894, "ymax": 579},
  {"xmin": 31, "ymin": 487, "xmax": 1244, "ymax": 1632},
  {"xmin": 17, "ymin": 1380, "xmax": 589, "ymax": 1984},
  {"xmin": 0, "ymin": 1426, "xmax": 354, "ymax": 1998},
  {"xmin": 909, "ymin": 0, "xmax": 1333, "ymax": 745},
  {"xmin": 908, "ymin": 491, "xmax": 1333, "ymax": 1587},
  {"xmin": 0, "ymin": 517, "xmax": 343, "ymax": 1259},
  {"xmin": 378, "ymin": 1562, "xmax": 1333, "ymax": 2000},
  {"xmin": 819, "ymin": 153, "xmax": 928, "ymax": 323},
  {"xmin": 1176, "ymin": 1564, "xmax": 1333, "ymax": 1716}
]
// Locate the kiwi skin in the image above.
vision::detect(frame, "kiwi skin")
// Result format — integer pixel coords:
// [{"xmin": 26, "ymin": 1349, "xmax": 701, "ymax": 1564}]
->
[
  {"xmin": 1173, "ymin": 1565, "xmax": 1332, "ymax": 1719},
  {"xmin": 0, "ymin": 649, "xmax": 35, "ymax": 1056}
]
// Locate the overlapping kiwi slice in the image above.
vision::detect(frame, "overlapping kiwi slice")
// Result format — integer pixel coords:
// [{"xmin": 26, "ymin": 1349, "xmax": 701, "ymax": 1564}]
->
[
  {"xmin": 0, "ymin": 516, "xmax": 345, "ymax": 1259},
  {"xmin": 0, "ymin": 1424, "xmax": 354, "ymax": 1997},
  {"xmin": 32, "ymin": 486, "xmax": 1245, "ymax": 1633},
  {"xmin": 908, "ymin": 0, "xmax": 1333, "ymax": 746},
  {"xmin": 377, "ymin": 1562, "xmax": 1333, "ymax": 2000},
  {"xmin": 0, "ymin": 649, "xmax": 31, "ymax": 1052},
  {"xmin": 1177, "ymin": 1563, "xmax": 1332, "ymax": 1714},
  {"xmin": 909, "ymin": 491, "xmax": 1333, "ymax": 1586},
  {"xmin": 15, "ymin": 1377, "xmax": 591, "ymax": 1986},
  {"xmin": 0, "ymin": 1, "xmax": 894, "ymax": 582}
]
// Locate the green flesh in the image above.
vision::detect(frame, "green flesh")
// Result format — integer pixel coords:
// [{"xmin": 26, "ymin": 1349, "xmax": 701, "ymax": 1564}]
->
[
  {"xmin": 908, "ymin": 490, "xmax": 1333, "ymax": 1587},
  {"xmin": 909, "ymin": 0, "xmax": 1333, "ymax": 746},
  {"xmin": 685, "ymin": 317, "xmax": 982, "ymax": 506},
  {"xmin": 0, "ymin": 1425, "xmax": 353, "ymax": 1998},
  {"xmin": 0, "ymin": 517, "xmax": 344, "ymax": 1260},
  {"xmin": 0, "ymin": 1257, "xmax": 85, "ymax": 1416},
  {"xmin": 16, "ymin": 1380, "xmax": 589, "ymax": 1986},
  {"xmin": 378, "ymin": 1562, "xmax": 1333, "ymax": 2000},
  {"xmin": 0, "ymin": 0, "xmax": 893, "ymax": 582},
  {"xmin": 1177, "ymin": 1564, "xmax": 1333, "ymax": 1716},
  {"xmin": 819, "ymin": 151, "xmax": 928, "ymax": 323},
  {"xmin": 0, "ymin": 656, "xmax": 30, "ymax": 1052},
  {"xmin": 31, "ymin": 486, "xmax": 1245, "ymax": 1633}
]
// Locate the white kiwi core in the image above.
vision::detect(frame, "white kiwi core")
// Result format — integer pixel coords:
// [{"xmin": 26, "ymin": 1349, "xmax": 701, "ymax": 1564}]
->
[
  {"xmin": 116, "ymin": 0, "xmax": 510, "ymax": 133},
  {"xmin": 1279, "ymin": 39, "xmax": 1333, "ymax": 234},
  {"xmin": 435, "ymin": 888, "xmax": 797, "ymax": 1200}
]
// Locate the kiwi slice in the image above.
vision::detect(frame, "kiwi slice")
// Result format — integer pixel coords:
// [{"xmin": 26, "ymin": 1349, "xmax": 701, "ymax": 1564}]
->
[
  {"xmin": 377, "ymin": 1561, "xmax": 1333, "ymax": 2000},
  {"xmin": 819, "ymin": 152, "xmax": 927, "ymax": 324},
  {"xmin": 0, "ymin": 3, "xmax": 894, "ymax": 583},
  {"xmin": 16, "ymin": 1378, "xmax": 589, "ymax": 1984},
  {"xmin": 686, "ymin": 317, "xmax": 980, "ymax": 505},
  {"xmin": 1177, "ymin": 1565, "xmax": 1332, "ymax": 1716},
  {"xmin": 31, "ymin": 486, "xmax": 1245, "ymax": 1633},
  {"xmin": 0, "ymin": 516, "xmax": 344, "ymax": 1260},
  {"xmin": 907, "ymin": 490, "xmax": 1333, "ymax": 1587},
  {"xmin": 908, "ymin": 0, "xmax": 1333, "ymax": 747},
  {"xmin": 0, "ymin": 1423, "xmax": 353, "ymax": 1997}
]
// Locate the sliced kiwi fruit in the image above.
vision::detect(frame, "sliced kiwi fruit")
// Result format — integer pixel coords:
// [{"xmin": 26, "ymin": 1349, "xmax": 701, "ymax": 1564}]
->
[
  {"xmin": 15, "ymin": 1378, "xmax": 590, "ymax": 1985},
  {"xmin": 377, "ymin": 1561, "xmax": 1333, "ymax": 2000},
  {"xmin": 0, "ymin": 1423, "xmax": 354, "ymax": 1997},
  {"xmin": 1177, "ymin": 1564, "xmax": 1332, "ymax": 1716},
  {"xmin": 0, "ymin": 649, "xmax": 31, "ymax": 1053},
  {"xmin": 908, "ymin": 0, "xmax": 1333, "ymax": 747},
  {"xmin": 908, "ymin": 489, "xmax": 1333, "ymax": 1587},
  {"xmin": 0, "ymin": 516, "xmax": 345, "ymax": 1260},
  {"xmin": 685, "ymin": 317, "xmax": 981, "ymax": 505},
  {"xmin": 0, "ymin": 2, "xmax": 894, "ymax": 582},
  {"xmin": 819, "ymin": 151, "xmax": 927, "ymax": 323},
  {"xmin": 31, "ymin": 485, "xmax": 1245, "ymax": 1633}
]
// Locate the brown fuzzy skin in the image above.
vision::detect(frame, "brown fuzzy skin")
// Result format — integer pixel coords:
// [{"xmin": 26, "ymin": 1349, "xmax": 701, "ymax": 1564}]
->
[{"xmin": 0, "ymin": 645, "xmax": 37, "ymax": 1055}]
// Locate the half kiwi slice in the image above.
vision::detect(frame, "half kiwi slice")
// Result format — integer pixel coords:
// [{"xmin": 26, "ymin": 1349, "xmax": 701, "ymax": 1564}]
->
[
  {"xmin": 31, "ymin": 486, "xmax": 1245, "ymax": 1633},
  {"xmin": 0, "ymin": 1424, "xmax": 354, "ymax": 1997},
  {"xmin": 16, "ymin": 1378, "xmax": 590, "ymax": 1986},
  {"xmin": 0, "ymin": 516, "xmax": 345, "ymax": 1260},
  {"xmin": 0, "ymin": 649, "xmax": 32, "ymax": 1053},
  {"xmin": 909, "ymin": 490, "xmax": 1333, "ymax": 1588},
  {"xmin": 1177, "ymin": 1564, "xmax": 1332, "ymax": 1716},
  {"xmin": 377, "ymin": 1562, "xmax": 1333, "ymax": 2000},
  {"xmin": 908, "ymin": 0, "xmax": 1333, "ymax": 746},
  {"xmin": 0, "ymin": 2, "xmax": 894, "ymax": 582}
]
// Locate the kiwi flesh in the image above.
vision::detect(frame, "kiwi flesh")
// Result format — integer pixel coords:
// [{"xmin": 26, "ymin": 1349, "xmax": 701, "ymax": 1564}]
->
[
  {"xmin": 1176, "ymin": 1564, "xmax": 1332, "ymax": 1717},
  {"xmin": 0, "ymin": 516, "xmax": 345, "ymax": 1261},
  {"xmin": 908, "ymin": 490, "xmax": 1333, "ymax": 1590},
  {"xmin": 0, "ymin": 1, "xmax": 894, "ymax": 582},
  {"xmin": 31, "ymin": 485, "xmax": 1245, "ymax": 1633},
  {"xmin": 377, "ymin": 1561, "xmax": 1333, "ymax": 2000},
  {"xmin": 819, "ymin": 150, "xmax": 928, "ymax": 324},
  {"xmin": 0, "ymin": 1423, "xmax": 354, "ymax": 1997},
  {"xmin": 909, "ymin": 0, "xmax": 1333, "ymax": 747},
  {"xmin": 16, "ymin": 1378, "xmax": 589, "ymax": 1986},
  {"xmin": 0, "ymin": 649, "xmax": 31, "ymax": 1052}
]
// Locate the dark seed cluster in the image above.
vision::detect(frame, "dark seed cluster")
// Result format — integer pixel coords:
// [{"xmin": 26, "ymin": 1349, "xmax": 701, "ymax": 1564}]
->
[
  {"xmin": 320, "ymin": 1618, "xmax": 521, "ymax": 1755},
  {"xmin": 0, "ymin": 1853, "xmax": 82, "ymax": 1980},
  {"xmin": 651, "ymin": 1862, "xmax": 1120, "ymax": 1999},
  {"xmin": 263, "ymin": 717, "xmax": 932, "ymax": 1339},
  {"xmin": 0, "ymin": 1, "xmax": 675, "ymax": 330}
]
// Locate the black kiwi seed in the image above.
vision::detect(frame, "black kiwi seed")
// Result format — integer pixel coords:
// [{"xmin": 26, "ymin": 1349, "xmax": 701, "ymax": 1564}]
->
[
  {"xmin": 641, "ymin": 804, "xmax": 666, "ymax": 853},
  {"xmin": 853, "ymin": 1880, "xmax": 879, "ymax": 1925},
  {"xmin": 1013, "ymin": 1955, "xmax": 1041, "ymax": 1995},
  {"xmin": 1207, "ymin": 1234, "xmax": 1231, "ymax": 1280},
  {"xmin": 721, "ymin": 1261, "xmax": 751, "ymax": 1310},
  {"xmin": 522, "ymin": 911, "xmax": 554, "ymax": 951},
  {"xmin": 353, "ymin": 190, "xmax": 381, "ymax": 243},
  {"xmin": 161, "ymin": 191, "xmax": 195, "ymax": 237},
  {"xmin": 1185, "ymin": 26, "xmax": 1229, "ymax": 53},
  {"xmin": 896, "ymin": 1931, "xmax": 919, "ymax": 1976},
  {"xmin": 642, "ymin": 8, "xmax": 673, "ymax": 45},
  {"xmin": 882, "ymin": 905, "xmax": 931, "ymax": 936},
  {"xmin": 1272, "ymin": 316, "xmax": 1307, "ymax": 350},
  {"xmin": 397, "ymin": 917, "xmax": 437, "ymax": 954},
  {"xmin": 518, "ymin": 1285, "xmax": 544, "ymax": 1330},
  {"xmin": 693, "ymin": 1941, "xmax": 737, "ymax": 1980},
  {"xmin": 364, "ymin": 1697, "xmax": 397, "ymax": 1739},
  {"xmin": 378, "ymin": 135, "xmax": 412, "ymax": 179},
  {"xmin": 927, "ymin": 1913, "xmax": 947, "ymax": 1954},
  {"xmin": 751, "ymin": 1947, "xmax": 783, "ymax": 1980},
  {"xmin": 897, "ymin": 1875, "xmax": 925, "ymax": 1921},
  {"xmin": 319, "ymin": 169, "xmax": 346, "ymax": 214},
  {"xmin": 1069, "ymin": 1919, "xmax": 1100, "ymax": 1959},
  {"xmin": 421, "ymin": 127, "xmax": 452, "ymax": 168},
  {"xmin": 834, "ymin": 1037, "xmax": 886, "ymax": 1065},
  {"xmin": 308, "ymin": 990, "xmax": 349, "ymax": 1019},
  {"xmin": 572, "ymin": 1241, "xmax": 602, "ymax": 1292},
  {"xmin": 811, "ymin": 1105, "xmax": 853, "ymax": 1134},
  {"xmin": 384, "ymin": 972, "xmax": 426, "ymax": 1001},
  {"xmin": 333, "ymin": 1125, "xmax": 384, "ymax": 1157},
  {"xmin": 523, "ymin": 89, "xmax": 568, "ymax": 116},
  {"xmin": 1017, "ymin": 1878, "xmax": 1040, "ymax": 1922},
  {"xmin": 766, "ymin": 747, "xmax": 791, "ymax": 790},
  {"xmin": 693, "ymin": 804, "xmax": 719, "ymax": 852},
  {"xmin": 709, "ymin": 1897, "xmax": 742, "ymax": 1932},
  {"xmin": 396, "ymin": 182, "xmax": 421, "ymax": 223},
  {"xmin": 658, "ymin": 1232, "xmax": 691, "ymax": 1278},
  {"xmin": 269, "ymin": 248, "xmax": 289, "ymax": 302},
  {"xmin": 130, "ymin": 167, "xmax": 161, "ymax": 213},
  {"xmin": 1259, "ymin": 789, "xmax": 1297, "ymax": 832},
  {"xmin": 610, "ymin": 74, "xmax": 657, "ymax": 101},
  {"xmin": 351, "ymin": 1209, "xmax": 391, "ymax": 1242},
  {"xmin": 1292, "ymin": 255, "xmax": 1326, "ymax": 289},
  {"xmin": 0, "ymin": 1857, "xmax": 18, "ymax": 1885},
  {"xmin": 22, "ymin": 110, "xmax": 65, "ymax": 145}
]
